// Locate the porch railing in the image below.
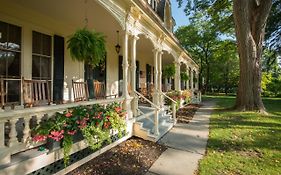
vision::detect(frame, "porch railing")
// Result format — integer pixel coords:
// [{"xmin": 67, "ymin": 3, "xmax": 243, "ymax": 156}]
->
[
  {"xmin": 134, "ymin": 90, "xmax": 160, "ymax": 136},
  {"xmin": 159, "ymin": 91, "xmax": 177, "ymax": 123},
  {"xmin": 0, "ymin": 97, "xmax": 125, "ymax": 165}
]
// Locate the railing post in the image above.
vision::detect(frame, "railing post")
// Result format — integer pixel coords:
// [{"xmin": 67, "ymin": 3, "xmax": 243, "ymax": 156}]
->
[
  {"xmin": 172, "ymin": 103, "xmax": 176, "ymax": 124},
  {"xmin": 8, "ymin": 118, "xmax": 19, "ymax": 147},
  {"xmin": 0, "ymin": 120, "xmax": 11, "ymax": 164},
  {"xmin": 154, "ymin": 109, "xmax": 159, "ymax": 136},
  {"xmin": 22, "ymin": 116, "xmax": 32, "ymax": 143}
]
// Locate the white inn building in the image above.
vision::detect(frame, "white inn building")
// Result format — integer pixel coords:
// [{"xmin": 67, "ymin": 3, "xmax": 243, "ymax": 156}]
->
[{"xmin": 0, "ymin": 0, "xmax": 200, "ymax": 174}]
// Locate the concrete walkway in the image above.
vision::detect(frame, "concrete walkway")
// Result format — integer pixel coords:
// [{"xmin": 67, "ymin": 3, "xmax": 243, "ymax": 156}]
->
[{"xmin": 146, "ymin": 101, "xmax": 216, "ymax": 175}]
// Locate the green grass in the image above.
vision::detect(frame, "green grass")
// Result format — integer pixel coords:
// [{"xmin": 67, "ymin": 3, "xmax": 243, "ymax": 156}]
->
[{"xmin": 199, "ymin": 96, "xmax": 281, "ymax": 175}]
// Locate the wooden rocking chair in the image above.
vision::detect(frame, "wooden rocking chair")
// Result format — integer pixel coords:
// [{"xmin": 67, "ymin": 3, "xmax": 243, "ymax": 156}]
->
[
  {"xmin": 22, "ymin": 77, "xmax": 51, "ymax": 107},
  {"xmin": 0, "ymin": 78, "xmax": 5, "ymax": 109},
  {"xmin": 93, "ymin": 81, "xmax": 117, "ymax": 99},
  {"xmin": 72, "ymin": 80, "xmax": 89, "ymax": 102}
]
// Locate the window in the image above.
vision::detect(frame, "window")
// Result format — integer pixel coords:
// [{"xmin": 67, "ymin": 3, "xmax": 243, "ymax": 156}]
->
[
  {"xmin": 32, "ymin": 31, "xmax": 51, "ymax": 80},
  {"xmin": 0, "ymin": 21, "xmax": 21, "ymax": 103}
]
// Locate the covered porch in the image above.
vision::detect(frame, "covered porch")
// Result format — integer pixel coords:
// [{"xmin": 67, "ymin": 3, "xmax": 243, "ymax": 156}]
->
[{"xmin": 0, "ymin": 0, "xmax": 200, "ymax": 174}]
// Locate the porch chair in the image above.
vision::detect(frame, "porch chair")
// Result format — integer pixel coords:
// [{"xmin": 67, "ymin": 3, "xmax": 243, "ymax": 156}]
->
[
  {"xmin": 22, "ymin": 77, "xmax": 51, "ymax": 107},
  {"xmin": 0, "ymin": 78, "xmax": 5, "ymax": 109},
  {"xmin": 72, "ymin": 80, "xmax": 89, "ymax": 102},
  {"xmin": 93, "ymin": 81, "xmax": 117, "ymax": 99}
]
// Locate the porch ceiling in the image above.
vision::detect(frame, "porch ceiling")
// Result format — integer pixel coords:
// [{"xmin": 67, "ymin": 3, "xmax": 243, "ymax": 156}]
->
[{"xmin": 11, "ymin": 0, "xmax": 122, "ymax": 43}]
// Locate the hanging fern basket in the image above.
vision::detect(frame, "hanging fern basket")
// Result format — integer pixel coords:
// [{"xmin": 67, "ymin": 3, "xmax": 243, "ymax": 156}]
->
[
  {"xmin": 67, "ymin": 28, "xmax": 106, "ymax": 68},
  {"xmin": 163, "ymin": 64, "xmax": 176, "ymax": 78},
  {"xmin": 180, "ymin": 72, "xmax": 189, "ymax": 81}
]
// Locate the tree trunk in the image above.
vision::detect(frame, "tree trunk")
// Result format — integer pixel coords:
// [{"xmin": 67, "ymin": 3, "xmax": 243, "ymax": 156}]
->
[{"xmin": 233, "ymin": 0, "xmax": 272, "ymax": 112}]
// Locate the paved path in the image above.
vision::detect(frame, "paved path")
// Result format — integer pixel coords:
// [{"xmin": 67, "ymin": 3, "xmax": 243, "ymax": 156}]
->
[{"xmin": 146, "ymin": 101, "xmax": 216, "ymax": 175}]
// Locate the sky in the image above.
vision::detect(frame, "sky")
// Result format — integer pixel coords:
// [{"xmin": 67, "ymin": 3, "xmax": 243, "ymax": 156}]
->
[{"xmin": 170, "ymin": 0, "xmax": 190, "ymax": 30}]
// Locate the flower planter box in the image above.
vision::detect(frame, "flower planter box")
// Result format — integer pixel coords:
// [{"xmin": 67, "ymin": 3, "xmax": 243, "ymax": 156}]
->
[
  {"xmin": 73, "ymin": 131, "xmax": 84, "ymax": 143},
  {"xmin": 45, "ymin": 138, "xmax": 61, "ymax": 151}
]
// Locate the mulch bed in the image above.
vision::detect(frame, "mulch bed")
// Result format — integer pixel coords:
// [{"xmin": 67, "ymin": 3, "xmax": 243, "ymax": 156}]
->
[
  {"xmin": 67, "ymin": 104, "xmax": 202, "ymax": 175},
  {"xmin": 176, "ymin": 104, "xmax": 202, "ymax": 124},
  {"xmin": 67, "ymin": 137, "xmax": 167, "ymax": 175}
]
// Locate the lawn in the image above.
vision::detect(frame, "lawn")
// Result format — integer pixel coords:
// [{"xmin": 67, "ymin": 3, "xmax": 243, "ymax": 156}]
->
[{"xmin": 198, "ymin": 96, "xmax": 281, "ymax": 175}]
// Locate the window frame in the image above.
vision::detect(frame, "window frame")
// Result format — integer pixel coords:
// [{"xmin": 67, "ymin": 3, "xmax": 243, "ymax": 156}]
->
[
  {"xmin": 32, "ymin": 31, "xmax": 52, "ymax": 81},
  {"xmin": 0, "ymin": 21, "xmax": 22, "ymax": 105}
]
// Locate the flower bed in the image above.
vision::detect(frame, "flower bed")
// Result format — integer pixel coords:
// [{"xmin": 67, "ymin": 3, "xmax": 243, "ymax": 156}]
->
[{"xmin": 32, "ymin": 102, "xmax": 126, "ymax": 166}]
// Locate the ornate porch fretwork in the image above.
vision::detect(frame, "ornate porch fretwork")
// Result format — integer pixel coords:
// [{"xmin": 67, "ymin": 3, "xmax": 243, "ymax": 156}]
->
[{"xmin": 95, "ymin": 0, "xmax": 126, "ymax": 29}]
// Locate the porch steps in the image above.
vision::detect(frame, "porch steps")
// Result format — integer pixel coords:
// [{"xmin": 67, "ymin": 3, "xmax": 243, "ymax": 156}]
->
[{"xmin": 133, "ymin": 106, "xmax": 174, "ymax": 142}]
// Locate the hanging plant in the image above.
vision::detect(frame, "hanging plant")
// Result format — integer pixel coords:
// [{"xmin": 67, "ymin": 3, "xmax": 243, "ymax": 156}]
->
[
  {"xmin": 180, "ymin": 72, "xmax": 189, "ymax": 81},
  {"xmin": 163, "ymin": 64, "xmax": 176, "ymax": 78},
  {"xmin": 67, "ymin": 28, "xmax": 106, "ymax": 68}
]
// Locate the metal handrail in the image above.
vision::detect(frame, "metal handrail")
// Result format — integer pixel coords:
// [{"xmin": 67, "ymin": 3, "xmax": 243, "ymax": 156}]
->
[
  {"xmin": 158, "ymin": 90, "xmax": 177, "ymax": 123},
  {"xmin": 159, "ymin": 91, "xmax": 177, "ymax": 104},
  {"xmin": 134, "ymin": 90, "xmax": 160, "ymax": 110},
  {"xmin": 134, "ymin": 90, "xmax": 160, "ymax": 135}
]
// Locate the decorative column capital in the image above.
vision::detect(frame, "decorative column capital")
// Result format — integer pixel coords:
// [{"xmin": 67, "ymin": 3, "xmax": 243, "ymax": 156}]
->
[{"xmin": 131, "ymin": 34, "xmax": 139, "ymax": 41}]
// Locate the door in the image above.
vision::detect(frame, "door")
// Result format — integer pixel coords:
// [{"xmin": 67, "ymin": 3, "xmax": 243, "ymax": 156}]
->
[
  {"xmin": 118, "ymin": 56, "xmax": 123, "ymax": 96},
  {"xmin": 146, "ymin": 64, "xmax": 151, "ymax": 90},
  {"xmin": 53, "ymin": 35, "xmax": 64, "ymax": 103},
  {"xmin": 136, "ymin": 60, "xmax": 140, "ymax": 91},
  {"xmin": 85, "ymin": 59, "xmax": 106, "ymax": 99}
]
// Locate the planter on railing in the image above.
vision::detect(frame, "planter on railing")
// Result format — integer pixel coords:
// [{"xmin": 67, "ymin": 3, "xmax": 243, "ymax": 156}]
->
[
  {"xmin": 32, "ymin": 102, "xmax": 127, "ymax": 166},
  {"xmin": 0, "ymin": 97, "xmax": 125, "ymax": 166}
]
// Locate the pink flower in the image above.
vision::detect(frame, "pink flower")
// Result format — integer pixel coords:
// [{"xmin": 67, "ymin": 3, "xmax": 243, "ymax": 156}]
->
[
  {"xmin": 115, "ymin": 107, "xmax": 122, "ymax": 113},
  {"xmin": 48, "ymin": 130, "xmax": 64, "ymax": 141},
  {"xmin": 65, "ymin": 112, "xmax": 72, "ymax": 118},
  {"xmin": 33, "ymin": 135, "xmax": 47, "ymax": 142},
  {"xmin": 67, "ymin": 130, "xmax": 77, "ymax": 135}
]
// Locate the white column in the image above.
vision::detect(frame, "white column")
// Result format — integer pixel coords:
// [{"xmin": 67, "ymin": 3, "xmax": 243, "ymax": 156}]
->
[
  {"xmin": 122, "ymin": 31, "xmax": 133, "ymax": 119},
  {"xmin": 158, "ymin": 51, "xmax": 163, "ymax": 106},
  {"xmin": 190, "ymin": 69, "xmax": 194, "ymax": 91},
  {"xmin": 174, "ymin": 61, "xmax": 181, "ymax": 91},
  {"xmin": 152, "ymin": 49, "xmax": 159, "ymax": 105},
  {"xmin": 195, "ymin": 71, "xmax": 199, "ymax": 90},
  {"xmin": 130, "ymin": 35, "xmax": 139, "ymax": 116},
  {"xmin": 186, "ymin": 66, "xmax": 189, "ymax": 90}
]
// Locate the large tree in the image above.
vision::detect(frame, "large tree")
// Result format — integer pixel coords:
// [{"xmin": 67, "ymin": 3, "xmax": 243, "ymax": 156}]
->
[
  {"xmin": 233, "ymin": 0, "xmax": 272, "ymax": 112},
  {"xmin": 176, "ymin": 0, "xmax": 273, "ymax": 112}
]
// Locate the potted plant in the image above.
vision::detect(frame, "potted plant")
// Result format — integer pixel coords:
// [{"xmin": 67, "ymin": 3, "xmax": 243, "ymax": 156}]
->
[{"xmin": 67, "ymin": 28, "xmax": 107, "ymax": 67}]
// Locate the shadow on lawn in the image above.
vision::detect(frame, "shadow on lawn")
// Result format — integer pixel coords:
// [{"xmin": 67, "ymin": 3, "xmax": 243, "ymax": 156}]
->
[{"xmin": 207, "ymin": 108, "xmax": 281, "ymax": 152}]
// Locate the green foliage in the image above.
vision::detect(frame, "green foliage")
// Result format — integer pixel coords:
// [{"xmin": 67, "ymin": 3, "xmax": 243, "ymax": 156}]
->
[
  {"xmin": 62, "ymin": 134, "xmax": 73, "ymax": 166},
  {"xmin": 265, "ymin": 0, "xmax": 281, "ymax": 53},
  {"xmin": 262, "ymin": 72, "xmax": 281, "ymax": 97},
  {"xmin": 180, "ymin": 72, "xmax": 189, "ymax": 81},
  {"xmin": 199, "ymin": 96, "xmax": 281, "ymax": 175},
  {"xmin": 81, "ymin": 125, "xmax": 111, "ymax": 151},
  {"xmin": 163, "ymin": 64, "xmax": 176, "ymax": 78},
  {"xmin": 33, "ymin": 102, "xmax": 126, "ymax": 166},
  {"xmin": 67, "ymin": 28, "xmax": 106, "ymax": 67}
]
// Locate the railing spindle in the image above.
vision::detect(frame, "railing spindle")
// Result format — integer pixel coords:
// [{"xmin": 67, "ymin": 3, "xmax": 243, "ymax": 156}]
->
[
  {"xmin": 22, "ymin": 116, "xmax": 31, "ymax": 143},
  {"xmin": 8, "ymin": 118, "xmax": 19, "ymax": 147},
  {"xmin": 0, "ymin": 120, "xmax": 6, "ymax": 148}
]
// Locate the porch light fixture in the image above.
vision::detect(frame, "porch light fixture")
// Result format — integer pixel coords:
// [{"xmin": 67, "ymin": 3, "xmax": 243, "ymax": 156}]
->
[{"xmin": 115, "ymin": 30, "xmax": 121, "ymax": 54}]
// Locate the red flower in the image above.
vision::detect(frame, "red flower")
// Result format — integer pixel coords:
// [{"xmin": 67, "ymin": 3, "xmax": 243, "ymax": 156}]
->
[
  {"xmin": 65, "ymin": 112, "xmax": 72, "ymax": 118},
  {"xmin": 33, "ymin": 135, "xmax": 47, "ymax": 142}
]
